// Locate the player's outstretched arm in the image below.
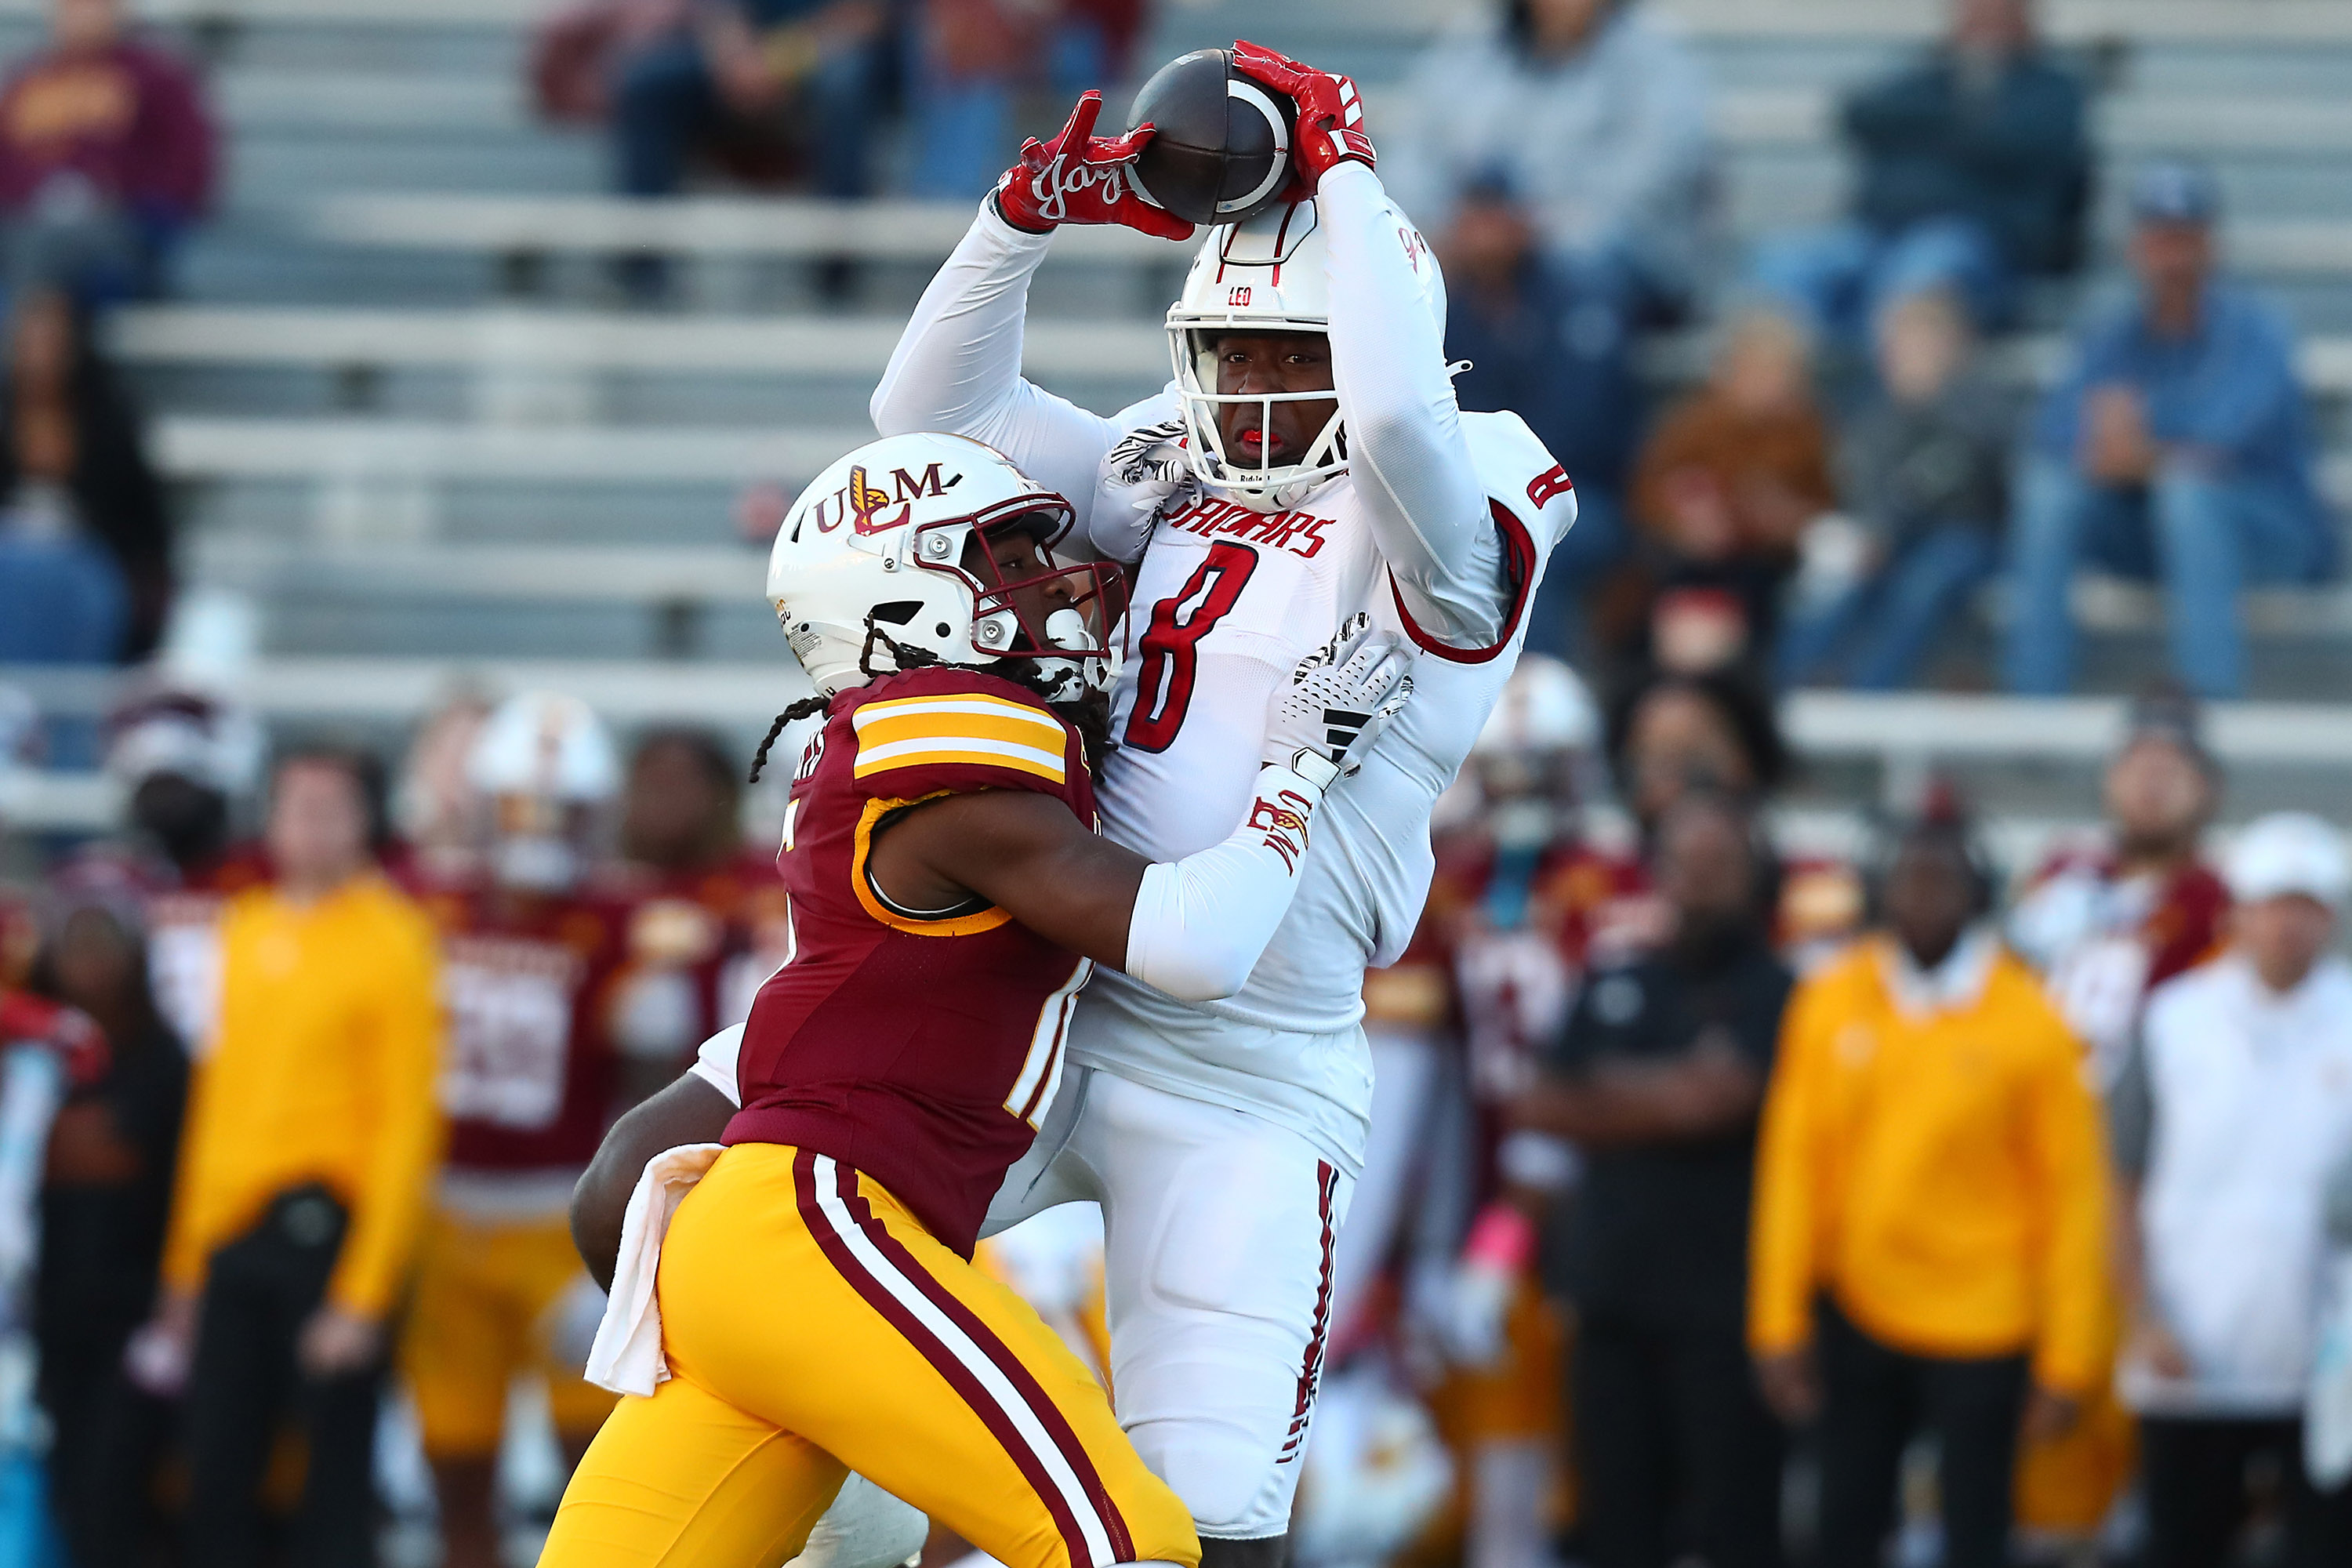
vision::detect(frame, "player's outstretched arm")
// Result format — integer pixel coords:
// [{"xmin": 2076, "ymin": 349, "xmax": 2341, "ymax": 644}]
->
[
  {"xmin": 570, "ymin": 1070, "xmax": 732, "ymax": 1290},
  {"xmin": 871, "ymin": 92, "xmax": 1189, "ymax": 528},
  {"xmin": 875, "ymin": 621, "xmax": 1414, "ymax": 1002},
  {"xmin": 1232, "ymin": 42, "xmax": 1505, "ymax": 649}
]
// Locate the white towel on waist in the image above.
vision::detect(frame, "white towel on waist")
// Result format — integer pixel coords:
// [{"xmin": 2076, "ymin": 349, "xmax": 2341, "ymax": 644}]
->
[{"xmin": 584, "ymin": 1142, "xmax": 725, "ymax": 1396}]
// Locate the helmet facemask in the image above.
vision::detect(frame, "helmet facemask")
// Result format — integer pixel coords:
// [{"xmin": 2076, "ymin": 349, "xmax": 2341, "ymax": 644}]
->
[
  {"xmin": 1171, "ymin": 325, "xmax": 1347, "ymax": 510},
  {"xmin": 879, "ymin": 506, "xmax": 1124, "ymax": 703}
]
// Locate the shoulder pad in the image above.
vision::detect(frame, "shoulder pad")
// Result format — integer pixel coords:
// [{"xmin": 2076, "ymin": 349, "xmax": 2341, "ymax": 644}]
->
[
  {"xmin": 841, "ymin": 668, "xmax": 1080, "ymax": 801},
  {"xmin": 1461, "ymin": 409, "xmax": 1577, "ymax": 542}
]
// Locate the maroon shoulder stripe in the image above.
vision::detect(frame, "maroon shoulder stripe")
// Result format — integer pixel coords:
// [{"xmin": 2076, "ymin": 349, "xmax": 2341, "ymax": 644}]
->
[{"xmin": 792, "ymin": 1150, "xmax": 1100, "ymax": 1568}]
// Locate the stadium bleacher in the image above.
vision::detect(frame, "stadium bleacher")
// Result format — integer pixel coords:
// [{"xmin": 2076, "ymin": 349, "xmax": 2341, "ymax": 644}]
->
[{"xmin": 9, "ymin": 0, "xmax": 2352, "ymax": 837}]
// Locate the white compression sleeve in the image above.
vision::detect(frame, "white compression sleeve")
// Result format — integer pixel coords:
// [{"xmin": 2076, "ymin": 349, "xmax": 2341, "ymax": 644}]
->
[
  {"xmin": 1319, "ymin": 162, "xmax": 1506, "ymax": 646},
  {"xmin": 1122, "ymin": 765, "xmax": 1323, "ymax": 1003},
  {"xmin": 869, "ymin": 201, "xmax": 1127, "ymax": 536}
]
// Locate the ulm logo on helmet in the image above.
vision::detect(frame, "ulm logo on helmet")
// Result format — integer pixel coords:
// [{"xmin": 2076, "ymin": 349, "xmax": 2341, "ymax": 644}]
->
[{"xmin": 805, "ymin": 463, "xmax": 964, "ymax": 536}]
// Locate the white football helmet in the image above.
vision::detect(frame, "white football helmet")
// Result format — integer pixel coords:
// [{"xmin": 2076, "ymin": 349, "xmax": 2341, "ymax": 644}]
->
[
  {"xmin": 468, "ymin": 691, "xmax": 620, "ymax": 891},
  {"xmin": 766, "ymin": 433, "xmax": 1118, "ymax": 701},
  {"xmin": 1471, "ymin": 654, "xmax": 1599, "ymax": 760},
  {"xmin": 1469, "ymin": 654, "xmax": 1599, "ymax": 851},
  {"xmin": 1167, "ymin": 194, "xmax": 1446, "ymax": 510}
]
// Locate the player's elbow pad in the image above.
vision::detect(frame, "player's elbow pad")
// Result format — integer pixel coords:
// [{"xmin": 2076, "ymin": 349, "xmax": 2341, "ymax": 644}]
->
[{"xmin": 1123, "ymin": 860, "xmax": 1258, "ymax": 1002}]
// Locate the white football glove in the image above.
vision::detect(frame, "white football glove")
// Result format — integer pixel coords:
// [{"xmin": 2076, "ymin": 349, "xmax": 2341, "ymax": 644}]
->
[{"xmin": 1265, "ymin": 614, "xmax": 1414, "ymax": 792}]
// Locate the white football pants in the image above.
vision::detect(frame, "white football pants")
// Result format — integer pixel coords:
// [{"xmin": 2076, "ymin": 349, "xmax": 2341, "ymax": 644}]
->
[{"xmin": 984, "ymin": 1066, "xmax": 1356, "ymax": 1541}]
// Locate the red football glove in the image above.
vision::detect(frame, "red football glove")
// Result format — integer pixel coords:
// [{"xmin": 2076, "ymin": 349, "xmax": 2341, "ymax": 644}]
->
[
  {"xmin": 0, "ymin": 991, "xmax": 107, "ymax": 1085},
  {"xmin": 993, "ymin": 90, "xmax": 1196, "ymax": 242},
  {"xmin": 1231, "ymin": 39, "xmax": 1376, "ymax": 192}
]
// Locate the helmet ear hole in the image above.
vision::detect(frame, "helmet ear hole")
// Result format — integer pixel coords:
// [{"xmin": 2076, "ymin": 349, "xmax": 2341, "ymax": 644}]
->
[{"xmin": 869, "ymin": 601, "xmax": 921, "ymax": 626}]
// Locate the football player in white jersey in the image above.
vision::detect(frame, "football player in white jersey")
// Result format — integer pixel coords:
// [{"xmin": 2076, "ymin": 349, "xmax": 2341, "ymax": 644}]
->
[{"xmin": 572, "ymin": 41, "xmax": 1577, "ymax": 1568}]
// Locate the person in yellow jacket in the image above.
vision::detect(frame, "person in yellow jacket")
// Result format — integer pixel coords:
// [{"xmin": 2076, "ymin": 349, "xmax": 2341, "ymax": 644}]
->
[
  {"xmin": 134, "ymin": 750, "xmax": 444, "ymax": 1568},
  {"xmin": 1748, "ymin": 812, "xmax": 2111, "ymax": 1568}
]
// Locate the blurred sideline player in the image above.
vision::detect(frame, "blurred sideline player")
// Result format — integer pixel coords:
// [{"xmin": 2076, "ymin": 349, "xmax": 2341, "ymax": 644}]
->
[
  {"xmin": 1342, "ymin": 656, "xmax": 1628, "ymax": 1568},
  {"xmin": 406, "ymin": 693, "xmax": 660, "ymax": 1568},
  {"xmin": 539, "ymin": 431, "xmax": 1411, "ymax": 1568},
  {"xmin": 49, "ymin": 680, "xmax": 269, "ymax": 1058},
  {"xmin": 609, "ymin": 728, "xmax": 781, "ymax": 1043},
  {"xmin": 2007, "ymin": 688, "xmax": 2227, "ymax": 1088},
  {"xmin": 855, "ymin": 45, "xmax": 1577, "ymax": 1563},
  {"xmin": 2003, "ymin": 691, "xmax": 2227, "ymax": 1553}
]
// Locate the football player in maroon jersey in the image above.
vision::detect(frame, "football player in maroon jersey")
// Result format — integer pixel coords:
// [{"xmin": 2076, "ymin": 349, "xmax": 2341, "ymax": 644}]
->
[
  {"xmin": 405, "ymin": 690, "xmax": 650, "ymax": 1568},
  {"xmin": 538, "ymin": 431, "xmax": 1413, "ymax": 1568}
]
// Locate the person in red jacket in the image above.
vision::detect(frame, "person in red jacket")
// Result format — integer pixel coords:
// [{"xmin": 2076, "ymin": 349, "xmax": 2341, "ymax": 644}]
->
[{"xmin": 0, "ymin": 0, "xmax": 216, "ymax": 299}]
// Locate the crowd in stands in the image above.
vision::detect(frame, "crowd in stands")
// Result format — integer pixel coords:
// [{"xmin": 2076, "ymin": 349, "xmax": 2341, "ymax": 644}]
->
[
  {"xmin": 1388, "ymin": 0, "xmax": 2338, "ymax": 700},
  {"xmin": 0, "ymin": 0, "xmax": 201, "ymax": 675}
]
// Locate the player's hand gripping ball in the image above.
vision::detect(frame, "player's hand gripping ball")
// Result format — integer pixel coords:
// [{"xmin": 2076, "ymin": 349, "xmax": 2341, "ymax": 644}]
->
[
  {"xmin": 1124, "ymin": 47, "xmax": 1300, "ymax": 227},
  {"xmin": 1229, "ymin": 39, "xmax": 1376, "ymax": 191},
  {"xmin": 993, "ymin": 89, "xmax": 1196, "ymax": 241}
]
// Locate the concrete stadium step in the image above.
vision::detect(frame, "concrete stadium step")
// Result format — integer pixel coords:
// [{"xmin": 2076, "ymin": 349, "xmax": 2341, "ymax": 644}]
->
[
  {"xmin": 292, "ymin": 189, "xmax": 2352, "ymax": 288},
  {"xmin": 225, "ymin": 135, "xmax": 605, "ymax": 205},
  {"xmin": 191, "ymin": 538, "xmax": 761, "ymax": 602},
  {"xmin": 110, "ymin": 305, "xmax": 1168, "ymax": 379},
  {"xmin": 100, "ymin": 306, "xmax": 2352, "ymax": 416},
  {"xmin": 216, "ymin": 67, "xmax": 521, "ymax": 132},
  {"xmin": 1653, "ymin": 0, "xmax": 2352, "ymax": 44},
  {"xmin": 303, "ymin": 194, "xmax": 1174, "ymax": 263},
  {"xmin": 154, "ymin": 414, "xmax": 867, "ymax": 485}
]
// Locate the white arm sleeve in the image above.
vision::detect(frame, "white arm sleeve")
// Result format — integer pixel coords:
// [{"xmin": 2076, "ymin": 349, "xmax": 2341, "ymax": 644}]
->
[
  {"xmin": 686, "ymin": 1023, "xmax": 744, "ymax": 1109},
  {"xmin": 869, "ymin": 201, "xmax": 1127, "ymax": 538},
  {"xmin": 1319, "ymin": 162, "xmax": 1507, "ymax": 646},
  {"xmin": 1122, "ymin": 765, "xmax": 1323, "ymax": 1003}
]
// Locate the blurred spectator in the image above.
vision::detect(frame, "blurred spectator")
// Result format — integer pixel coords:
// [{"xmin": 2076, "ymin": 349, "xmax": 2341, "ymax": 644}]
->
[
  {"xmin": 1608, "ymin": 314, "xmax": 1834, "ymax": 680},
  {"xmin": 140, "ymin": 749, "xmax": 441, "ymax": 1568},
  {"xmin": 905, "ymin": 0, "xmax": 1141, "ymax": 198},
  {"xmin": 1748, "ymin": 814, "xmax": 2110, "ymax": 1568},
  {"xmin": 405, "ymin": 694, "xmax": 641, "ymax": 1568},
  {"xmin": 0, "ymin": 289, "xmax": 171, "ymax": 660},
  {"xmin": 1778, "ymin": 290, "xmax": 2009, "ymax": 691},
  {"xmin": 0, "ymin": 0, "xmax": 215, "ymax": 303},
  {"xmin": 2008, "ymin": 688, "xmax": 2227, "ymax": 1084},
  {"xmin": 28, "ymin": 895, "xmax": 183, "ymax": 1568},
  {"xmin": 2005, "ymin": 162, "xmax": 2330, "ymax": 699},
  {"xmin": 603, "ymin": 0, "xmax": 889, "ymax": 294},
  {"xmin": 2112, "ymin": 812, "xmax": 2352, "ymax": 1568},
  {"xmin": 1345, "ymin": 657, "xmax": 1625, "ymax": 1568},
  {"xmin": 1386, "ymin": 0, "xmax": 1711, "ymax": 328},
  {"xmin": 1749, "ymin": 0, "xmax": 2086, "ymax": 343},
  {"xmin": 1518, "ymin": 789, "xmax": 1790, "ymax": 1568},
  {"xmin": 1606, "ymin": 668, "xmax": 1788, "ymax": 838},
  {"xmin": 1441, "ymin": 176, "xmax": 1645, "ymax": 658}
]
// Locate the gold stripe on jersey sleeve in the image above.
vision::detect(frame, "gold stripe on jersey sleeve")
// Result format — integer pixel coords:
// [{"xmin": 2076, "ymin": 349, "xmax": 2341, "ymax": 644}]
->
[
  {"xmin": 849, "ymin": 795, "xmax": 1014, "ymax": 938},
  {"xmin": 850, "ymin": 697, "xmax": 1069, "ymax": 785}
]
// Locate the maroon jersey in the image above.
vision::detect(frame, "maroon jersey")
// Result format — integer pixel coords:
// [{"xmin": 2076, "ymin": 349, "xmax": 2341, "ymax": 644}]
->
[
  {"xmin": 420, "ymin": 883, "xmax": 634, "ymax": 1175},
  {"xmin": 726, "ymin": 667, "xmax": 1096, "ymax": 1257}
]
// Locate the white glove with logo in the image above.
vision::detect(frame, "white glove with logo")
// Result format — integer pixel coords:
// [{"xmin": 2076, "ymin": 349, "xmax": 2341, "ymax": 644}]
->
[{"xmin": 1266, "ymin": 613, "xmax": 1414, "ymax": 793}]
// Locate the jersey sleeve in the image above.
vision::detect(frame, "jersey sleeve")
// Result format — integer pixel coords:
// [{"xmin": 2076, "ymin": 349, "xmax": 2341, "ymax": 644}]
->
[
  {"xmin": 869, "ymin": 202, "xmax": 1129, "ymax": 541},
  {"xmin": 846, "ymin": 682, "xmax": 1087, "ymax": 811},
  {"xmin": 1319, "ymin": 162, "xmax": 1507, "ymax": 648},
  {"xmin": 688, "ymin": 1023, "xmax": 744, "ymax": 1109}
]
